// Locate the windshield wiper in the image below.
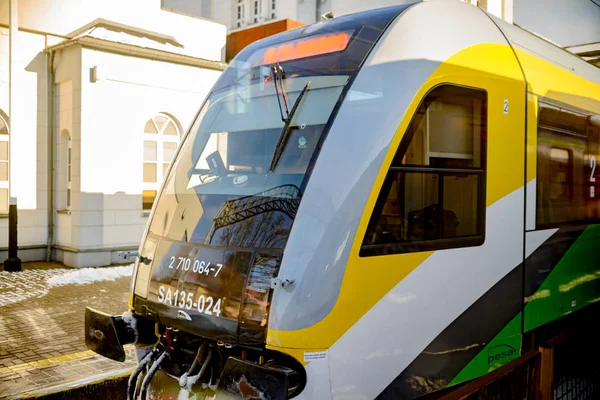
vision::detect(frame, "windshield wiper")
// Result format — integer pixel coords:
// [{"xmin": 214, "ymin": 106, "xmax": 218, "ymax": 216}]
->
[
  {"xmin": 269, "ymin": 79, "xmax": 312, "ymax": 172},
  {"xmin": 271, "ymin": 63, "xmax": 290, "ymax": 123}
]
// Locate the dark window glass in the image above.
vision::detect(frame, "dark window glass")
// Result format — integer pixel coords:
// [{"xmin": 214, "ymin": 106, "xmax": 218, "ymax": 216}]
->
[
  {"xmin": 549, "ymin": 148, "xmax": 571, "ymax": 200},
  {"xmin": 535, "ymin": 101, "xmax": 596, "ymax": 228},
  {"xmin": 361, "ymin": 85, "xmax": 487, "ymax": 256}
]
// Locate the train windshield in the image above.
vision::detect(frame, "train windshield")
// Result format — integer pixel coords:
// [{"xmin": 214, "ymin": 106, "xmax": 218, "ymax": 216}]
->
[{"xmin": 147, "ymin": 8, "xmax": 402, "ymax": 249}]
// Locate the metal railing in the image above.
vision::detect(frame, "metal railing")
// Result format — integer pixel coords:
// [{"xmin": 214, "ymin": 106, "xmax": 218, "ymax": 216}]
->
[
  {"xmin": 439, "ymin": 329, "xmax": 600, "ymax": 400},
  {"xmin": 547, "ymin": 332, "xmax": 599, "ymax": 400},
  {"xmin": 441, "ymin": 351, "xmax": 541, "ymax": 400}
]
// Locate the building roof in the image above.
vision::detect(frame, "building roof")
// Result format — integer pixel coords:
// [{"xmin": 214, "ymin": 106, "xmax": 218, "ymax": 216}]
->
[
  {"xmin": 66, "ymin": 18, "xmax": 184, "ymax": 50},
  {"xmin": 564, "ymin": 42, "xmax": 600, "ymax": 67},
  {"xmin": 45, "ymin": 18, "xmax": 226, "ymax": 71}
]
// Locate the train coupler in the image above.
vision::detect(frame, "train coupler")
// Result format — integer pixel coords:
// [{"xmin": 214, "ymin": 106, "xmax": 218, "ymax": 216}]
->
[{"xmin": 84, "ymin": 307, "xmax": 154, "ymax": 362}]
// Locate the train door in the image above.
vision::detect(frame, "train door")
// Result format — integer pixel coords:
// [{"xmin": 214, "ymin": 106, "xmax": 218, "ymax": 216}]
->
[
  {"xmin": 523, "ymin": 94, "xmax": 600, "ymax": 339},
  {"xmin": 334, "ymin": 55, "xmax": 527, "ymax": 397}
]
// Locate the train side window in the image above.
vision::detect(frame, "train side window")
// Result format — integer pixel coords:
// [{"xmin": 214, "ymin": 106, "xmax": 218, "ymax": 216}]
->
[
  {"xmin": 549, "ymin": 148, "xmax": 572, "ymax": 201},
  {"xmin": 536, "ymin": 102, "xmax": 591, "ymax": 228},
  {"xmin": 360, "ymin": 85, "xmax": 487, "ymax": 257}
]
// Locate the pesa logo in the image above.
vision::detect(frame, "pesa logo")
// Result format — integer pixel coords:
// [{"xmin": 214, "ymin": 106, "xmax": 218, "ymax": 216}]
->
[{"xmin": 487, "ymin": 344, "xmax": 517, "ymax": 365}]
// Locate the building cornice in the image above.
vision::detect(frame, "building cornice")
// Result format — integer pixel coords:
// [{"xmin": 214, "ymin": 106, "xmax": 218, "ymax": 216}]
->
[
  {"xmin": 44, "ymin": 36, "xmax": 227, "ymax": 71},
  {"xmin": 66, "ymin": 18, "xmax": 183, "ymax": 48}
]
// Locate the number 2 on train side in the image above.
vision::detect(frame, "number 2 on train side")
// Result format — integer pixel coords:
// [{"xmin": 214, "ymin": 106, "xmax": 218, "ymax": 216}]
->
[{"xmin": 590, "ymin": 156, "xmax": 596, "ymax": 198}]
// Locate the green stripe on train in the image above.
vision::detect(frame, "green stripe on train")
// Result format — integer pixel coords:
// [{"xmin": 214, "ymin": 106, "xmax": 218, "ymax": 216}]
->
[
  {"xmin": 449, "ymin": 224, "xmax": 600, "ymax": 386},
  {"xmin": 524, "ymin": 224, "xmax": 600, "ymax": 332},
  {"xmin": 448, "ymin": 314, "xmax": 521, "ymax": 386}
]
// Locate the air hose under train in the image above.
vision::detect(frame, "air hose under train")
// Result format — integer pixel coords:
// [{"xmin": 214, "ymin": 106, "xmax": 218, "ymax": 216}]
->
[
  {"xmin": 127, "ymin": 350, "xmax": 156, "ymax": 400},
  {"xmin": 127, "ymin": 327, "xmax": 178, "ymax": 400},
  {"xmin": 179, "ymin": 341, "xmax": 225, "ymax": 391},
  {"xmin": 126, "ymin": 326, "xmax": 307, "ymax": 399},
  {"xmin": 139, "ymin": 340, "xmax": 178, "ymax": 400}
]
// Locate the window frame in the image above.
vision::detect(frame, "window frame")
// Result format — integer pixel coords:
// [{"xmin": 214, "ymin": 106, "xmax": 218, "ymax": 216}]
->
[
  {"xmin": 0, "ymin": 132, "xmax": 8, "ymax": 214},
  {"xmin": 360, "ymin": 83, "xmax": 488, "ymax": 257},
  {"xmin": 237, "ymin": 0, "xmax": 245, "ymax": 27},
  {"xmin": 143, "ymin": 114, "xmax": 181, "ymax": 211}
]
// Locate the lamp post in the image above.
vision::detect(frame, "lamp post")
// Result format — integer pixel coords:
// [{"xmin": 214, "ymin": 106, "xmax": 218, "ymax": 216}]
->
[{"xmin": 4, "ymin": 0, "xmax": 21, "ymax": 272}]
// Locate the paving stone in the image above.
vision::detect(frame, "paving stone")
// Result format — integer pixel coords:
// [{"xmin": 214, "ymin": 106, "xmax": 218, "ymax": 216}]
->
[{"xmin": 0, "ymin": 262, "xmax": 136, "ymax": 398}]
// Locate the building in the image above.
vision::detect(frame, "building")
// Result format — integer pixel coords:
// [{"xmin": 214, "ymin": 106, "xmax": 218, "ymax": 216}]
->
[
  {"xmin": 513, "ymin": 0, "xmax": 600, "ymax": 65},
  {"xmin": 1, "ymin": 0, "xmax": 226, "ymax": 267},
  {"xmin": 167, "ymin": 0, "xmax": 600, "ymax": 62},
  {"xmin": 161, "ymin": 0, "xmax": 329, "ymax": 30},
  {"xmin": 161, "ymin": 0, "xmax": 329, "ymax": 61}
]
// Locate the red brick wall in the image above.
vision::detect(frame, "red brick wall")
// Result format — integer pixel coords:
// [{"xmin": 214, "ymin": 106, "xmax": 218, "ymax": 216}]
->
[{"xmin": 226, "ymin": 19, "xmax": 305, "ymax": 62}]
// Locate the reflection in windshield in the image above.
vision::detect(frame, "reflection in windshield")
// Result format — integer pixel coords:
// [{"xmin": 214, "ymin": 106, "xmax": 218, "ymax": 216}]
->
[{"xmin": 206, "ymin": 185, "xmax": 301, "ymax": 248}]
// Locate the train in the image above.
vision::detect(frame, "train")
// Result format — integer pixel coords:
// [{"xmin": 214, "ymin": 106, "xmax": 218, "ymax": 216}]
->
[{"xmin": 84, "ymin": 0, "xmax": 600, "ymax": 398}]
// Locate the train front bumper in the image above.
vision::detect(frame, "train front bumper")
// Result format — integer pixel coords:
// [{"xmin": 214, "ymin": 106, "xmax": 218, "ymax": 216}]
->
[
  {"xmin": 84, "ymin": 307, "xmax": 155, "ymax": 362},
  {"xmin": 84, "ymin": 307, "xmax": 307, "ymax": 399}
]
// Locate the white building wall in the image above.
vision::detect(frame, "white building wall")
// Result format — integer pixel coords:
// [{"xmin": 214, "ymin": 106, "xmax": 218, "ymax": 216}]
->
[
  {"xmin": 316, "ymin": 0, "xmax": 332, "ymax": 19},
  {"xmin": 54, "ymin": 80, "xmax": 73, "ymax": 248},
  {"xmin": 66, "ymin": 47, "xmax": 221, "ymax": 266},
  {"xmin": 0, "ymin": 0, "xmax": 227, "ymax": 62},
  {"xmin": 53, "ymin": 45, "xmax": 81, "ymax": 255},
  {"xmin": 161, "ymin": 0, "xmax": 212, "ymax": 19},
  {"xmin": 210, "ymin": 0, "xmax": 235, "ymax": 29},
  {"xmin": 331, "ymin": 0, "xmax": 416, "ymax": 17},
  {"xmin": 0, "ymin": 28, "xmax": 49, "ymax": 260},
  {"xmin": 296, "ymin": 0, "xmax": 317, "ymax": 25},
  {"xmin": 0, "ymin": 2, "xmax": 226, "ymax": 267},
  {"xmin": 275, "ymin": 0, "xmax": 301, "ymax": 22},
  {"xmin": 209, "ymin": 0, "xmax": 298, "ymax": 30},
  {"xmin": 514, "ymin": 0, "xmax": 600, "ymax": 47}
]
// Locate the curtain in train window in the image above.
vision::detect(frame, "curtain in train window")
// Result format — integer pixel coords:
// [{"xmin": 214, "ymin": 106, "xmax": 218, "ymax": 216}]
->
[{"xmin": 361, "ymin": 85, "xmax": 487, "ymax": 256}]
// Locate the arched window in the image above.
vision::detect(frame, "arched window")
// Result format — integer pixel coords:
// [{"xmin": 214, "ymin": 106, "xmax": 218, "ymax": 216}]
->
[
  {"xmin": 143, "ymin": 113, "xmax": 181, "ymax": 211},
  {"xmin": 0, "ymin": 114, "xmax": 8, "ymax": 213}
]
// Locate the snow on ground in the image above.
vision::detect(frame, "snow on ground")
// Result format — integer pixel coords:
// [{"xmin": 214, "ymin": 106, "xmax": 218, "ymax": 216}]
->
[
  {"xmin": 0, "ymin": 264, "xmax": 134, "ymax": 307},
  {"xmin": 47, "ymin": 265, "xmax": 133, "ymax": 286}
]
